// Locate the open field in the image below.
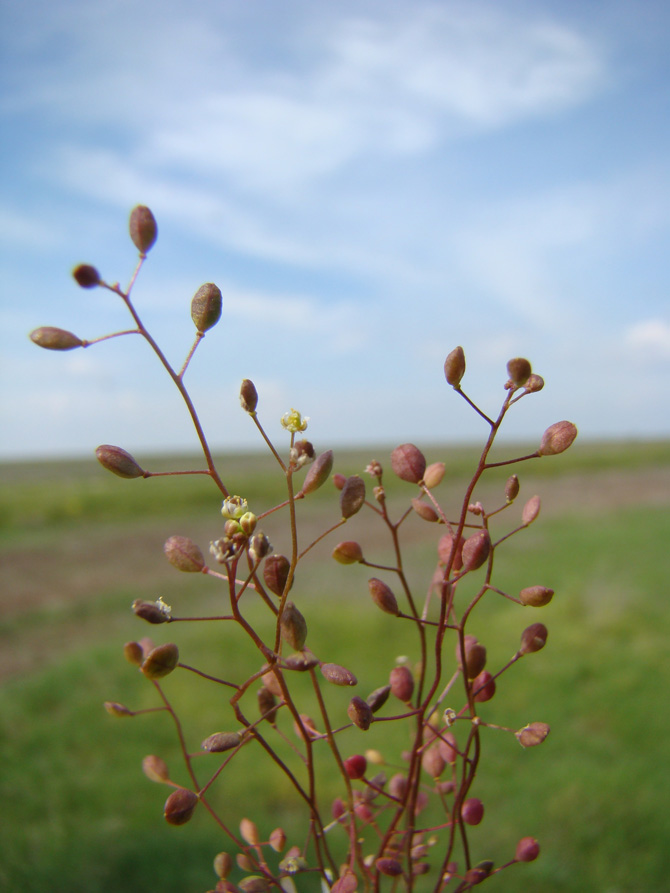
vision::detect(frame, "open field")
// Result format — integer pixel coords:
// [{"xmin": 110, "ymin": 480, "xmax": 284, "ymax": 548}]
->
[{"xmin": 2, "ymin": 440, "xmax": 670, "ymax": 891}]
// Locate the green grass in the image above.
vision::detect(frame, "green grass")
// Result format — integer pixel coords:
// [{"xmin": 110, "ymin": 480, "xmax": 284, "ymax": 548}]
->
[{"xmin": 1, "ymin": 443, "xmax": 670, "ymax": 891}]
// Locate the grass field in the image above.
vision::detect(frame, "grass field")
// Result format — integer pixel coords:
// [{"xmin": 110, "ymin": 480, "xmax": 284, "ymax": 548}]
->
[{"xmin": 2, "ymin": 439, "xmax": 670, "ymax": 892}]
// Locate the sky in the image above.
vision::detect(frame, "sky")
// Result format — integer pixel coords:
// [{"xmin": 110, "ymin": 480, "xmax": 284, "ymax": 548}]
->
[{"xmin": 1, "ymin": 0, "xmax": 669, "ymax": 462}]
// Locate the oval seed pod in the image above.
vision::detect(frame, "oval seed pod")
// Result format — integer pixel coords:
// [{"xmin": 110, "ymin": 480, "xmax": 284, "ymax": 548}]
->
[
  {"xmin": 340, "ymin": 475, "xmax": 366, "ymax": 518},
  {"xmin": 438, "ymin": 532, "xmax": 464, "ymax": 570},
  {"xmin": 141, "ymin": 642, "xmax": 179, "ymax": 679},
  {"xmin": 519, "ymin": 585, "xmax": 554, "ymax": 607},
  {"xmin": 332, "ymin": 541, "xmax": 363, "ymax": 564},
  {"xmin": 456, "ymin": 635, "xmax": 487, "ymax": 679},
  {"xmin": 538, "ymin": 420, "xmax": 578, "ymax": 456},
  {"xmin": 462, "ymin": 797, "xmax": 484, "ymax": 825},
  {"xmin": 95, "ymin": 444, "xmax": 145, "ymax": 479},
  {"xmin": 348, "ymin": 696, "xmax": 373, "ymax": 730},
  {"xmin": 123, "ymin": 641, "xmax": 144, "ymax": 666},
  {"xmin": 214, "ymin": 852, "xmax": 234, "ymax": 879},
  {"xmin": 239, "ymin": 378, "xmax": 258, "ymax": 412},
  {"xmin": 263, "ymin": 554, "xmax": 291, "ymax": 596},
  {"xmin": 376, "ymin": 858, "xmax": 403, "ymax": 877},
  {"xmin": 129, "ymin": 205, "xmax": 157, "ymax": 254},
  {"xmin": 269, "ymin": 828, "xmax": 286, "ymax": 852},
  {"xmin": 301, "ymin": 450, "xmax": 334, "ymax": 495},
  {"xmin": 72, "ymin": 263, "xmax": 100, "ymax": 288},
  {"xmin": 461, "ymin": 529, "xmax": 491, "ymax": 571},
  {"xmin": 164, "ymin": 788, "xmax": 197, "ymax": 825},
  {"xmin": 423, "ymin": 461, "xmax": 445, "ymax": 489},
  {"xmin": 411, "ymin": 498, "xmax": 439, "ymax": 522},
  {"xmin": 104, "ymin": 701, "xmax": 133, "ymax": 717},
  {"xmin": 344, "ymin": 754, "xmax": 367, "ymax": 779},
  {"xmin": 366, "ymin": 684, "xmax": 391, "ymax": 713},
  {"xmin": 30, "ymin": 326, "xmax": 83, "ymax": 350},
  {"xmin": 520, "ymin": 622, "xmax": 549, "ymax": 653},
  {"xmin": 390, "ymin": 665, "xmax": 414, "ymax": 703},
  {"xmin": 280, "ymin": 602, "xmax": 307, "ymax": 651},
  {"xmin": 257, "ymin": 686, "xmax": 278, "ymax": 724},
  {"xmin": 142, "ymin": 754, "xmax": 170, "ymax": 783},
  {"xmin": 472, "ymin": 670, "xmax": 496, "ymax": 702},
  {"xmin": 444, "ymin": 346, "xmax": 466, "ymax": 387},
  {"xmin": 515, "ymin": 837, "xmax": 540, "ymax": 862},
  {"xmin": 132, "ymin": 598, "xmax": 169, "ymax": 624},
  {"xmin": 525, "ymin": 373, "xmax": 544, "ymax": 393},
  {"xmin": 391, "ymin": 443, "xmax": 426, "ymax": 484},
  {"xmin": 190, "ymin": 283, "xmax": 222, "ymax": 332},
  {"xmin": 368, "ymin": 578, "xmax": 400, "ymax": 616},
  {"xmin": 505, "ymin": 474, "xmax": 520, "ymax": 502},
  {"xmin": 516, "ymin": 722, "xmax": 550, "ymax": 747},
  {"xmin": 507, "ymin": 357, "xmax": 532, "ymax": 387},
  {"xmin": 522, "ymin": 495, "xmax": 541, "ymax": 525},
  {"xmin": 240, "ymin": 817, "xmax": 260, "ymax": 845},
  {"xmin": 421, "ymin": 744, "xmax": 446, "ymax": 778},
  {"xmin": 163, "ymin": 535, "xmax": 205, "ymax": 572},
  {"xmin": 321, "ymin": 663, "xmax": 357, "ymax": 687},
  {"xmin": 201, "ymin": 731, "xmax": 241, "ymax": 753}
]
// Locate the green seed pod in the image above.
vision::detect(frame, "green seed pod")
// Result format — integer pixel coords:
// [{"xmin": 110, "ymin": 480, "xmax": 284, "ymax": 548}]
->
[
  {"xmin": 201, "ymin": 731, "xmax": 241, "ymax": 753},
  {"xmin": 538, "ymin": 420, "xmax": 578, "ymax": 456},
  {"xmin": 163, "ymin": 535, "xmax": 205, "ymax": 572},
  {"xmin": 263, "ymin": 554, "xmax": 291, "ymax": 596},
  {"xmin": 163, "ymin": 788, "xmax": 197, "ymax": 825},
  {"xmin": 519, "ymin": 585, "xmax": 554, "ymax": 607},
  {"xmin": 190, "ymin": 283, "xmax": 222, "ymax": 332},
  {"xmin": 280, "ymin": 602, "xmax": 307, "ymax": 651},
  {"xmin": 129, "ymin": 205, "xmax": 157, "ymax": 254},
  {"xmin": 368, "ymin": 578, "xmax": 400, "ymax": 616},
  {"xmin": 72, "ymin": 263, "xmax": 101, "ymax": 288},
  {"xmin": 506, "ymin": 357, "xmax": 532, "ymax": 387},
  {"xmin": 29, "ymin": 326, "xmax": 83, "ymax": 350},
  {"xmin": 340, "ymin": 475, "xmax": 366, "ymax": 518},
  {"xmin": 95, "ymin": 444, "xmax": 145, "ymax": 479},
  {"xmin": 141, "ymin": 642, "xmax": 179, "ymax": 679},
  {"xmin": 444, "ymin": 345, "xmax": 466, "ymax": 387},
  {"xmin": 391, "ymin": 443, "xmax": 426, "ymax": 484},
  {"xmin": 348, "ymin": 696, "xmax": 373, "ymax": 730},
  {"xmin": 142, "ymin": 754, "xmax": 170, "ymax": 783},
  {"xmin": 321, "ymin": 663, "xmax": 357, "ymax": 686},
  {"xmin": 300, "ymin": 450, "xmax": 334, "ymax": 495}
]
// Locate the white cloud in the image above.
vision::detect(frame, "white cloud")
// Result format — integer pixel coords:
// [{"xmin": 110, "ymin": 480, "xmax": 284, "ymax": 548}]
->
[{"xmin": 625, "ymin": 319, "xmax": 670, "ymax": 359}]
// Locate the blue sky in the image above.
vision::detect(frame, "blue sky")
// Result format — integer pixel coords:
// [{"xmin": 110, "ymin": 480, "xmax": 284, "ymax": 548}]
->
[{"xmin": 2, "ymin": 0, "xmax": 669, "ymax": 460}]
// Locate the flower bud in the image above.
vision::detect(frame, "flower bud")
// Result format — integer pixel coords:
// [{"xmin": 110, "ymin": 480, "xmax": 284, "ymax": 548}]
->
[
  {"xmin": 332, "ymin": 541, "xmax": 363, "ymax": 564},
  {"xmin": 376, "ymin": 858, "xmax": 402, "ymax": 877},
  {"xmin": 368, "ymin": 578, "xmax": 400, "ymax": 616},
  {"xmin": 201, "ymin": 731, "xmax": 241, "ymax": 753},
  {"xmin": 444, "ymin": 346, "xmax": 466, "ymax": 387},
  {"xmin": 519, "ymin": 585, "xmax": 554, "ymax": 607},
  {"xmin": 423, "ymin": 461, "xmax": 445, "ymax": 489},
  {"xmin": 141, "ymin": 642, "xmax": 179, "ymax": 679},
  {"xmin": 214, "ymin": 852, "xmax": 233, "ymax": 879},
  {"xmin": 391, "ymin": 443, "xmax": 426, "ymax": 484},
  {"xmin": 123, "ymin": 641, "xmax": 144, "ymax": 665},
  {"xmin": 344, "ymin": 754, "xmax": 367, "ymax": 779},
  {"xmin": 280, "ymin": 602, "xmax": 307, "ymax": 651},
  {"xmin": 164, "ymin": 788, "xmax": 197, "ymax": 825},
  {"xmin": 340, "ymin": 475, "xmax": 366, "ymax": 518},
  {"xmin": 269, "ymin": 828, "xmax": 286, "ymax": 852},
  {"xmin": 142, "ymin": 754, "xmax": 170, "ymax": 783},
  {"xmin": 505, "ymin": 474, "xmax": 519, "ymax": 502},
  {"xmin": 472, "ymin": 670, "xmax": 496, "ymax": 702},
  {"xmin": 163, "ymin": 535, "xmax": 205, "ymax": 572},
  {"xmin": 516, "ymin": 722, "xmax": 550, "ymax": 747},
  {"xmin": 30, "ymin": 326, "xmax": 83, "ymax": 350},
  {"xmin": 263, "ymin": 554, "xmax": 291, "ymax": 596},
  {"xmin": 506, "ymin": 357, "xmax": 532, "ymax": 387},
  {"xmin": 520, "ymin": 622, "xmax": 549, "ymax": 654},
  {"xmin": 321, "ymin": 663, "xmax": 357, "ymax": 687},
  {"xmin": 132, "ymin": 598, "xmax": 169, "ymax": 624},
  {"xmin": 461, "ymin": 529, "xmax": 491, "ymax": 571},
  {"xmin": 239, "ymin": 379, "xmax": 258, "ymax": 412},
  {"xmin": 190, "ymin": 283, "xmax": 222, "ymax": 333},
  {"xmin": 72, "ymin": 263, "xmax": 101, "ymax": 288},
  {"xmin": 462, "ymin": 797, "xmax": 484, "ymax": 825},
  {"xmin": 539, "ymin": 420, "xmax": 578, "ymax": 456},
  {"xmin": 411, "ymin": 498, "xmax": 439, "ymax": 522},
  {"xmin": 95, "ymin": 444, "xmax": 145, "ymax": 479},
  {"xmin": 104, "ymin": 701, "xmax": 133, "ymax": 717},
  {"xmin": 300, "ymin": 450, "xmax": 334, "ymax": 495},
  {"xmin": 515, "ymin": 837, "xmax": 540, "ymax": 862},
  {"xmin": 522, "ymin": 494, "xmax": 541, "ymax": 525},
  {"xmin": 129, "ymin": 205, "xmax": 157, "ymax": 254},
  {"xmin": 249, "ymin": 531, "xmax": 272, "ymax": 562},
  {"xmin": 390, "ymin": 665, "xmax": 414, "ymax": 703},
  {"xmin": 348, "ymin": 696, "xmax": 373, "ymax": 730},
  {"xmin": 456, "ymin": 635, "xmax": 487, "ymax": 679},
  {"xmin": 366, "ymin": 684, "xmax": 391, "ymax": 713}
]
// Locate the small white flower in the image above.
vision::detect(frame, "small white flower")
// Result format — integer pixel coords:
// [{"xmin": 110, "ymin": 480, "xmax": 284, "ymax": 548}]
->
[
  {"xmin": 155, "ymin": 597, "xmax": 172, "ymax": 619},
  {"xmin": 280, "ymin": 408, "xmax": 309, "ymax": 433}
]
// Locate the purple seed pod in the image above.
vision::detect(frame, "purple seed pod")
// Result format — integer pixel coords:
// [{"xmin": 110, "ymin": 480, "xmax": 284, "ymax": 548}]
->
[
  {"xmin": 129, "ymin": 205, "xmax": 157, "ymax": 254},
  {"xmin": 95, "ymin": 444, "xmax": 145, "ymax": 479},
  {"xmin": 515, "ymin": 837, "xmax": 540, "ymax": 862},
  {"xmin": 461, "ymin": 529, "xmax": 491, "ymax": 571},
  {"xmin": 340, "ymin": 475, "xmax": 366, "ymax": 518},
  {"xmin": 348, "ymin": 696, "xmax": 373, "ymax": 730},
  {"xmin": 520, "ymin": 622, "xmax": 549, "ymax": 653},
  {"xmin": 366, "ymin": 684, "xmax": 391, "ymax": 713},
  {"xmin": 301, "ymin": 450, "xmax": 334, "ymax": 495},
  {"xmin": 239, "ymin": 378, "xmax": 258, "ymax": 412},
  {"xmin": 368, "ymin": 578, "xmax": 400, "ymax": 616},
  {"xmin": 141, "ymin": 642, "xmax": 179, "ymax": 679},
  {"xmin": 507, "ymin": 357, "xmax": 532, "ymax": 387},
  {"xmin": 462, "ymin": 797, "xmax": 484, "ymax": 825},
  {"xmin": 444, "ymin": 346, "xmax": 466, "ymax": 387},
  {"xmin": 376, "ymin": 858, "xmax": 403, "ymax": 877},
  {"xmin": 132, "ymin": 599, "xmax": 169, "ymax": 624},
  {"xmin": 539, "ymin": 420, "xmax": 578, "ymax": 456},
  {"xmin": 163, "ymin": 788, "xmax": 197, "ymax": 825},
  {"xmin": 390, "ymin": 665, "xmax": 414, "ymax": 703},
  {"xmin": 163, "ymin": 535, "xmax": 205, "ymax": 572},
  {"xmin": 190, "ymin": 282, "xmax": 222, "ymax": 333},
  {"xmin": 391, "ymin": 443, "xmax": 427, "ymax": 484},
  {"xmin": 30, "ymin": 326, "xmax": 84, "ymax": 350},
  {"xmin": 280, "ymin": 601, "xmax": 307, "ymax": 651},
  {"xmin": 505, "ymin": 474, "xmax": 520, "ymax": 502},
  {"xmin": 263, "ymin": 554, "xmax": 291, "ymax": 596},
  {"xmin": 72, "ymin": 263, "xmax": 101, "ymax": 288},
  {"xmin": 321, "ymin": 663, "xmax": 357, "ymax": 686},
  {"xmin": 201, "ymin": 731, "xmax": 241, "ymax": 753}
]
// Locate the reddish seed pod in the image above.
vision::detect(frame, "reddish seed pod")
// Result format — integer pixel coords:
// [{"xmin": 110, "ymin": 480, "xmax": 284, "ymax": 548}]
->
[
  {"xmin": 163, "ymin": 535, "xmax": 205, "ymax": 572},
  {"xmin": 522, "ymin": 494, "xmax": 541, "ymax": 524},
  {"xmin": 519, "ymin": 585, "xmax": 554, "ymax": 607},
  {"xmin": 472, "ymin": 670, "xmax": 496, "ymax": 702},
  {"xmin": 123, "ymin": 641, "xmax": 144, "ymax": 666},
  {"xmin": 280, "ymin": 602, "xmax": 307, "ymax": 651},
  {"xmin": 132, "ymin": 598, "xmax": 169, "ymax": 624},
  {"xmin": 30, "ymin": 326, "xmax": 84, "ymax": 350},
  {"xmin": 269, "ymin": 827, "xmax": 286, "ymax": 852},
  {"xmin": 301, "ymin": 450, "xmax": 334, "ymax": 495},
  {"xmin": 444, "ymin": 346, "xmax": 466, "ymax": 387},
  {"xmin": 321, "ymin": 663, "xmax": 357, "ymax": 686},
  {"xmin": 332, "ymin": 473, "xmax": 347, "ymax": 490},
  {"xmin": 257, "ymin": 686, "xmax": 278, "ymax": 724},
  {"xmin": 344, "ymin": 754, "xmax": 367, "ymax": 779},
  {"xmin": 438, "ymin": 731, "xmax": 458, "ymax": 764},
  {"xmin": 348, "ymin": 696, "xmax": 373, "ymax": 730},
  {"xmin": 163, "ymin": 788, "xmax": 198, "ymax": 825},
  {"xmin": 461, "ymin": 529, "xmax": 491, "ymax": 571},
  {"xmin": 391, "ymin": 443, "xmax": 427, "ymax": 484},
  {"xmin": 539, "ymin": 420, "xmax": 578, "ymax": 456},
  {"xmin": 263, "ymin": 554, "xmax": 291, "ymax": 597},
  {"xmin": 376, "ymin": 858, "xmax": 403, "ymax": 877},
  {"xmin": 456, "ymin": 635, "xmax": 487, "ymax": 679},
  {"xmin": 520, "ymin": 622, "xmax": 549, "ymax": 654},
  {"xmin": 239, "ymin": 378, "xmax": 258, "ymax": 412},
  {"xmin": 331, "ymin": 871, "xmax": 358, "ymax": 893},
  {"xmin": 516, "ymin": 722, "xmax": 550, "ymax": 747},
  {"xmin": 366, "ymin": 684, "xmax": 391, "ymax": 713},
  {"xmin": 129, "ymin": 205, "xmax": 157, "ymax": 254},
  {"xmin": 340, "ymin": 475, "xmax": 366, "ymax": 518},
  {"xmin": 462, "ymin": 797, "xmax": 484, "ymax": 825},
  {"xmin": 421, "ymin": 744, "xmax": 446, "ymax": 778},
  {"xmin": 505, "ymin": 474, "xmax": 520, "ymax": 502},
  {"xmin": 525, "ymin": 373, "xmax": 545, "ymax": 392},
  {"xmin": 72, "ymin": 263, "xmax": 101, "ymax": 288},
  {"xmin": 507, "ymin": 357, "xmax": 532, "ymax": 387},
  {"xmin": 411, "ymin": 498, "xmax": 439, "ymax": 522},
  {"xmin": 368, "ymin": 578, "xmax": 400, "ymax": 616},
  {"xmin": 438, "ymin": 532, "xmax": 463, "ymax": 570},
  {"xmin": 390, "ymin": 665, "xmax": 414, "ymax": 703},
  {"xmin": 332, "ymin": 540, "xmax": 363, "ymax": 564},
  {"xmin": 190, "ymin": 282, "xmax": 222, "ymax": 332},
  {"xmin": 515, "ymin": 836, "xmax": 540, "ymax": 862},
  {"xmin": 423, "ymin": 461, "xmax": 445, "ymax": 489},
  {"xmin": 95, "ymin": 444, "xmax": 145, "ymax": 479}
]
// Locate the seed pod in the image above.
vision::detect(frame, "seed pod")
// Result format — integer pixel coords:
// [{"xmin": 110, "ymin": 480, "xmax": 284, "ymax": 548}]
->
[
  {"xmin": 389, "ymin": 773, "xmax": 407, "ymax": 799},
  {"xmin": 423, "ymin": 461, "xmax": 445, "ymax": 489},
  {"xmin": 123, "ymin": 641, "xmax": 144, "ymax": 665},
  {"xmin": 515, "ymin": 837, "xmax": 540, "ymax": 862},
  {"xmin": 129, "ymin": 205, "xmax": 157, "ymax": 254},
  {"xmin": 520, "ymin": 622, "xmax": 549, "ymax": 654},
  {"xmin": 368, "ymin": 578, "xmax": 400, "ymax": 616},
  {"xmin": 366, "ymin": 684, "xmax": 391, "ymax": 713},
  {"xmin": 284, "ymin": 652, "xmax": 319, "ymax": 671},
  {"xmin": 390, "ymin": 665, "xmax": 414, "ymax": 703},
  {"xmin": 95, "ymin": 444, "xmax": 145, "ymax": 479},
  {"xmin": 444, "ymin": 346, "xmax": 466, "ymax": 387},
  {"xmin": 280, "ymin": 602, "xmax": 307, "ymax": 651},
  {"xmin": 461, "ymin": 529, "xmax": 491, "ymax": 571},
  {"xmin": 163, "ymin": 788, "xmax": 197, "ymax": 825},
  {"xmin": 257, "ymin": 686, "xmax": 278, "ymax": 724},
  {"xmin": 344, "ymin": 754, "xmax": 367, "ymax": 779},
  {"xmin": 132, "ymin": 598, "xmax": 169, "ymax": 624},
  {"xmin": 142, "ymin": 754, "xmax": 170, "ymax": 783},
  {"xmin": 331, "ymin": 871, "xmax": 358, "ymax": 893},
  {"xmin": 72, "ymin": 263, "xmax": 101, "ymax": 288},
  {"xmin": 201, "ymin": 731, "xmax": 241, "ymax": 753},
  {"xmin": 525, "ymin": 373, "xmax": 544, "ymax": 393},
  {"xmin": 391, "ymin": 443, "xmax": 426, "ymax": 484},
  {"xmin": 538, "ymin": 420, "xmax": 578, "ymax": 456},
  {"xmin": 519, "ymin": 585, "xmax": 554, "ymax": 608},
  {"xmin": 263, "ymin": 554, "xmax": 291, "ymax": 596},
  {"xmin": 240, "ymin": 817, "xmax": 260, "ymax": 845},
  {"xmin": 411, "ymin": 498, "xmax": 438, "ymax": 522},
  {"xmin": 438, "ymin": 731, "xmax": 458, "ymax": 764},
  {"xmin": 348, "ymin": 696, "xmax": 373, "ymax": 730},
  {"xmin": 340, "ymin": 475, "xmax": 366, "ymax": 518},
  {"xmin": 462, "ymin": 797, "xmax": 484, "ymax": 825},
  {"xmin": 214, "ymin": 852, "xmax": 233, "ymax": 879},
  {"xmin": 239, "ymin": 378, "xmax": 258, "ymax": 412},
  {"xmin": 421, "ymin": 744, "xmax": 446, "ymax": 778},
  {"xmin": 293, "ymin": 714, "xmax": 319, "ymax": 740},
  {"xmin": 238, "ymin": 878, "xmax": 269, "ymax": 893},
  {"xmin": 522, "ymin": 495, "xmax": 541, "ymax": 524},
  {"xmin": 507, "ymin": 357, "xmax": 532, "ymax": 387},
  {"xmin": 456, "ymin": 635, "xmax": 487, "ymax": 678},
  {"xmin": 321, "ymin": 663, "xmax": 357, "ymax": 686},
  {"xmin": 376, "ymin": 858, "xmax": 402, "ymax": 878},
  {"xmin": 301, "ymin": 450, "xmax": 334, "ymax": 495},
  {"xmin": 190, "ymin": 283, "xmax": 222, "ymax": 332},
  {"xmin": 332, "ymin": 473, "xmax": 347, "ymax": 490},
  {"xmin": 516, "ymin": 722, "xmax": 550, "ymax": 747},
  {"xmin": 269, "ymin": 827, "xmax": 286, "ymax": 852},
  {"xmin": 163, "ymin": 535, "xmax": 205, "ymax": 572},
  {"xmin": 104, "ymin": 701, "xmax": 133, "ymax": 717},
  {"xmin": 141, "ymin": 642, "xmax": 179, "ymax": 679},
  {"xmin": 472, "ymin": 670, "xmax": 496, "ymax": 702},
  {"xmin": 332, "ymin": 541, "xmax": 363, "ymax": 564},
  {"xmin": 30, "ymin": 326, "xmax": 83, "ymax": 350},
  {"xmin": 438, "ymin": 532, "xmax": 463, "ymax": 570},
  {"xmin": 505, "ymin": 474, "xmax": 520, "ymax": 502}
]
